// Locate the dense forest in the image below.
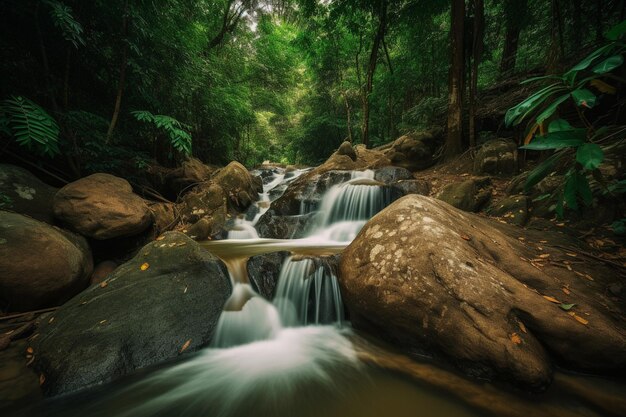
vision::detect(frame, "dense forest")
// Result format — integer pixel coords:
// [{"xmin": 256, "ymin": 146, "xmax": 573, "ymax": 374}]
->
[
  {"xmin": 2, "ymin": 0, "xmax": 623, "ymax": 171},
  {"xmin": 1, "ymin": 1, "xmax": 626, "ymax": 416}
]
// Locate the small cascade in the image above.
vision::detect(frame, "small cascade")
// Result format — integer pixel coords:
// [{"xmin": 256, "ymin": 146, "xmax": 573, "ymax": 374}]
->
[
  {"xmin": 274, "ymin": 256, "xmax": 344, "ymax": 327},
  {"xmin": 307, "ymin": 169, "xmax": 399, "ymax": 242}
]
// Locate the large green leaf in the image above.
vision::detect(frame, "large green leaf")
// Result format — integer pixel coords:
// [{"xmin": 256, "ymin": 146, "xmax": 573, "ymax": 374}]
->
[
  {"xmin": 505, "ymin": 84, "xmax": 564, "ymax": 127},
  {"xmin": 564, "ymin": 172, "xmax": 579, "ymax": 210},
  {"xmin": 563, "ymin": 44, "xmax": 616, "ymax": 85},
  {"xmin": 606, "ymin": 20, "xmax": 626, "ymax": 41},
  {"xmin": 524, "ymin": 152, "xmax": 563, "ymax": 192},
  {"xmin": 592, "ymin": 55, "xmax": 624, "ymax": 74},
  {"xmin": 536, "ymin": 94, "xmax": 570, "ymax": 124},
  {"xmin": 571, "ymin": 89, "xmax": 597, "ymax": 108},
  {"xmin": 576, "ymin": 143, "xmax": 604, "ymax": 170},
  {"xmin": 548, "ymin": 119, "xmax": 573, "ymax": 133},
  {"xmin": 520, "ymin": 130, "xmax": 586, "ymax": 150}
]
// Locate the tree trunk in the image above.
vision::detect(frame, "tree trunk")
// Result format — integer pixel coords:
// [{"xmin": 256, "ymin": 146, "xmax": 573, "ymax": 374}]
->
[
  {"xmin": 445, "ymin": 0, "xmax": 465, "ymax": 159},
  {"xmin": 546, "ymin": 0, "xmax": 564, "ymax": 74},
  {"xmin": 469, "ymin": 0, "xmax": 484, "ymax": 149},
  {"xmin": 500, "ymin": 0, "xmax": 527, "ymax": 75},
  {"xmin": 361, "ymin": 0, "xmax": 387, "ymax": 148},
  {"xmin": 106, "ymin": 0, "xmax": 129, "ymax": 141}
]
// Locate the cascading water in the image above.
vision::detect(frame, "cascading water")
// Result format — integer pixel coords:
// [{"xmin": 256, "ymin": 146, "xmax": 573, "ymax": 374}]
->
[{"xmin": 273, "ymin": 256, "xmax": 344, "ymax": 327}]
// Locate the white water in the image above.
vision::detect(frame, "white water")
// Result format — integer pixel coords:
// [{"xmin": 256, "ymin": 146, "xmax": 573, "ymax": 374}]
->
[{"xmin": 43, "ymin": 166, "xmax": 398, "ymax": 417}]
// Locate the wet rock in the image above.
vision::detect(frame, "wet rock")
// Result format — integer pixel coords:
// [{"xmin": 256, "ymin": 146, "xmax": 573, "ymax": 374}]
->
[
  {"xmin": 374, "ymin": 166, "xmax": 413, "ymax": 183},
  {"xmin": 473, "ymin": 138, "xmax": 518, "ymax": 176},
  {"xmin": 0, "ymin": 211, "xmax": 92, "ymax": 312},
  {"xmin": 391, "ymin": 179, "xmax": 431, "ymax": 196},
  {"xmin": 0, "ymin": 164, "xmax": 58, "ymax": 224},
  {"xmin": 488, "ymin": 195, "xmax": 530, "ymax": 226},
  {"xmin": 336, "ymin": 141, "xmax": 357, "ymax": 161},
  {"xmin": 53, "ymin": 173, "xmax": 152, "ymax": 240},
  {"xmin": 256, "ymin": 211, "xmax": 318, "ymax": 239},
  {"xmin": 32, "ymin": 232, "xmax": 231, "ymax": 397},
  {"xmin": 340, "ymin": 195, "xmax": 626, "ymax": 390},
  {"xmin": 247, "ymin": 252, "xmax": 289, "ymax": 299},
  {"xmin": 383, "ymin": 128, "xmax": 443, "ymax": 171},
  {"xmin": 436, "ymin": 178, "xmax": 492, "ymax": 212}
]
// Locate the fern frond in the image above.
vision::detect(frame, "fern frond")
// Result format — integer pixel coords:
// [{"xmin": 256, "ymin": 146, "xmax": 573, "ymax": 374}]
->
[{"xmin": 0, "ymin": 96, "xmax": 60, "ymax": 157}]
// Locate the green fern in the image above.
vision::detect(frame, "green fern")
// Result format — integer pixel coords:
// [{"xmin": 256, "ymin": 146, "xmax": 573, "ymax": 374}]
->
[
  {"xmin": 44, "ymin": 0, "xmax": 85, "ymax": 48},
  {"xmin": 0, "ymin": 96, "xmax": 61, "ymax": 157},
  {"xmin": 132, "ymin": 110, "xmax": 192, "ymax": 156}
]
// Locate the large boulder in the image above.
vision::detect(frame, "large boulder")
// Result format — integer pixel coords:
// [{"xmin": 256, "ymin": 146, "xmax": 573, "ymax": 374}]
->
[
  {"xmin": 339, "ymin": 195, "xmax": 626, "ymax": 390},
  {"xmin": 53, "ymin": 174, "xmax": 152, "ymax": 240},
  {"xmin": 247, "ymin": 252, "xmax": 289, "ymax": 299},
  {"xmin": 31, "ymin": 232, "xmax": 231, "ymax": 397},
  {"xmin": 473, "ymin": 138, "xmax": 518, "ymax": 176},
  {"xmin": 0, "ymin": 164, "xmax": 58, "ymax": 224},
  {"xmin": 383, "ymin": 128, "xmax": 443, "ymax": 171},
  {"xmin": 212, "ymin": 161, "xmax": 262, "ymax": 211},
  {"xmin": 0, "ymin": 211, "xmax": 92, "ymax": 312},
  {"xmin": 436, "ymin": 178, "xmax": 492, "ymax": 212},
  {"xmin": 145, "ymin": 158, "xmax": 216, "ymax": 199},
  {"xmin": 336, "ymin": 141, "xmax": 357, "ymax": 161}
]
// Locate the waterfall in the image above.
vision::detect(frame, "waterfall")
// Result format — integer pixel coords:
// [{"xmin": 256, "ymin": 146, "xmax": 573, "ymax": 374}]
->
[{"xmin": 273, "ymin": 256, "xmax": 344, "ymax": 327}]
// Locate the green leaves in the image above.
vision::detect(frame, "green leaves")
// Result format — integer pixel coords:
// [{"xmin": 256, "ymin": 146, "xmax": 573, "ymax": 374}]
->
[
  {"xmin": 576, "ymin": 144, "xmax": 604, "ymax": 170},
  {"xmin": 570, "ymin": 88, "xmax": 596, "ymax": 108},
  {"xmin": 44, "ymin": 0, "xmax": 85, "ymax": 48},
  {"xmin": 524, "ymin": 152, "xmax": 563, "ymax": 193},
  {"xmin": 564, "ymin": 170, "xmax": 592, "ymax": 210},
  {"xmin": 505, "ymin": 83, "xmax": 565, "ymax": 127},
  {"xmin": 606, "ymin": 19, "xmax": 626, "ymax": 41},
  {"xmin": 520, "ymin": 130, "xmax": 586, "ymax": 150},
  {"xmin": 132, "ymin": 111, "xmax": 192, "ymax": 156},
  {"xmin": 535, "ymin": 94, "xmax": 569, "ymax": 124},
  {"xmin": 592, "ymin": 55, "xmax": 624, "ymax": 74},
  {"xmin": 0, "ymin": 96, "xmax": 60, "ymax": 157}
]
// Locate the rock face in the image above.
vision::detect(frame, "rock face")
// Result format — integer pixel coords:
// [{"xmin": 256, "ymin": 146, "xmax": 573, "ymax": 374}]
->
[
  {"xmin": 146, "ymin": 157, "xmax": 216, "ymax": 199},
  {"xmin": 382, "ymin": 128, "xmax": 443, "ymax": 171},
  {"xmin": 212, "ymin": 161, "xmax": 262, "ymax": 211},
  {"xmin": 339, "ymin": 195, "xmax": 626, "ymax": 390},
  {"xmin": 31, "ymin": 232, "xmax": 231, "ymax": 397},
  {"xmin": 0, "ymin": 211, "xmax": 92, "ymax": 312},
  {"xmin": 0, "ymin": 164, "xmax": 58, "ymax": 224},
  {"xmin": 436, "ymin": 178, "xmax": 492, "ymax": 212},
  {"xmin": 336, "ymin": 141, "xmax": 357, "ymax": 161},
  {"xmin": 53, "ymin": 174, "xmax": 152, "ymax": 240},
  {"xmin": 473, "ymin": 138, "xmax": 518, "ymax": 176},
  {"xmin": 247, "ymin": 252, "xmax": 289, "ymax": 299}
]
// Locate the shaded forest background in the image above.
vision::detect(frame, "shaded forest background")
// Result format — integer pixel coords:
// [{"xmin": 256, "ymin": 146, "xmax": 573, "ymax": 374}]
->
[{"xmin": 0, "ymin": 0, "xmax": 624, "ymax": 179}]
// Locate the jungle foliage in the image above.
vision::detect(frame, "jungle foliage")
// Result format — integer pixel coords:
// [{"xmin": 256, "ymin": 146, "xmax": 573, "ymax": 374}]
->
[{"xmin": 0, "ymin": 0, "xmax": 624, "ymax": 174}]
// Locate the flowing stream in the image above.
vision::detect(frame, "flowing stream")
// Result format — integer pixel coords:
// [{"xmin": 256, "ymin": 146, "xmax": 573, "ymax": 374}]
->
[{"xmin": 22, "ymin": 166, "xmax": 626, "ymax": 417}]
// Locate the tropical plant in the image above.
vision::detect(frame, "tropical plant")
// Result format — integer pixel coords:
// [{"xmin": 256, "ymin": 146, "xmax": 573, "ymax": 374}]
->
[
  {"xmin": 505, "ymin": 20, "xmax": 626, "ymax": 218},
  {"xmin": 0, "ymin": 96, "xmax": 61, "ymax": 157},
  {"xmin": 131, "ymin": 111, "xmax": 193, "ymax": 156},
  {"xmin": 44, "ymin": 0, "xmax": 85, "ymax": 48}
]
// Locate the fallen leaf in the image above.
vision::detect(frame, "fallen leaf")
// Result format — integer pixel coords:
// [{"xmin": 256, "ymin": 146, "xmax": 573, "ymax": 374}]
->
[
  {"xmin": 539, "ymin": 253, "xmax": 550, "ymax": 259},
  {"xmin": 156, "ymin": 235, "xmax": 165, "ymax": 241},
  {"xmin": 99, "ymin": 320, "xmax": 107, "ymax": 325},
  {"xmin": 556, "ymin": 223, "xmax": 565, "ymax": 227},
  {"xmin": 26, "ymin": 347, "xmax": 33, "ymax": 354},
  {"xmin": 26, "ymin": 355, "xmax": 35, "ymax": 366},
  {"xmin": 540, "ymin": 240, "xmax": 548, "ymax": 244},
  {"xmin": 460, "ymin": 234, "xmax": 471, "ymax": 241},
  {"xmin": 100, "ymin": 281, "xmax": 108, "ymax": 288},
  {"xmin": 562, "ymin": 287, "xmax": 571, "ymax": 295},
  {"xmin": 177, "ymin": 242, "xmax": 186, "ymax": 247},
  {"xmin": 510, "ymin": 332, "xmax": 522, "ymax": 344},
  {"xmin": 140, "ymin": 263, "xmax": 150, "ymax": 271},
  {"xmin": 559, "ymin": 303, "xmax": 576, "ymax": 311},
  {"xmin": 566, "ymin": 252, "xmax": 577, "ymax": 257},
  {"xmin": 180, "ymin": 339, "xmax": 191, "ymax": 353},
  {"xmin": 183, "ymin": 286, "xmax": 188, "ymax": 294},
  {"xmin": 568, "ymin": 312, "xmax": 589, "ymax": 325},
  {"xmin": 543, "ymin": 295, "xmax": 561, "ymax": 304},
  {"xmin": 39, "ymin": 374, "xmax": 45, "ymax": 386},
  {"xmin": 517, "ymin": 237, "xmax": 525, "ymax": 241},
  {"xmin": 518, "ymin": 321, "xmax": 527, "ymax": 334},
  {"xmin": 48, "ymin": 317, "xmax": 55, "ymax": 324}
]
